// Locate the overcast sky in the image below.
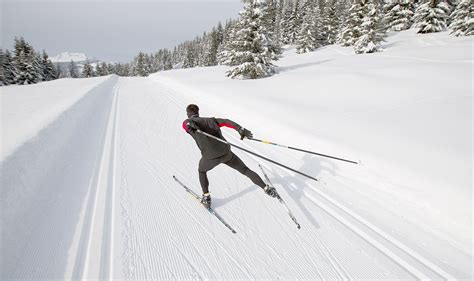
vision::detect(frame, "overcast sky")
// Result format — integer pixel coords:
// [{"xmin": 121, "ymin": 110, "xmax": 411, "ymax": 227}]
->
[{"xmin": 1, "ymin": 0, "xmax": 243, "ymax": 62}]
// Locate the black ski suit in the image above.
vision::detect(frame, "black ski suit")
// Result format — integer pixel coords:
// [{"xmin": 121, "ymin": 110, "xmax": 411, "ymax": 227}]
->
[{"xmin": 182, "ymin": 116, "xmax": 266, "ymax": 194}]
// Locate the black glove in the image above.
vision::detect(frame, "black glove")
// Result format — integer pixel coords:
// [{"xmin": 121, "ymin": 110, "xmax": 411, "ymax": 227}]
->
[
  {"xmin": 186, "ymin": 120, "xmax": 198, "ymax": 133},
  {"xmin": 239, "ymin": 128, "xmax": 253, "ymax": 140}
]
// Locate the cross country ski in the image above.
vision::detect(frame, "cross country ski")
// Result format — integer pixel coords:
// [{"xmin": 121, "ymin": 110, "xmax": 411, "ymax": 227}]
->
[{"xmin": 173, "ymin": 175, "xmax": 237, "ymax": 234}]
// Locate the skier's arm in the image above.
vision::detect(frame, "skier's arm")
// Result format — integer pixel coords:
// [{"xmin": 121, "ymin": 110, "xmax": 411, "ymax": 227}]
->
[
  {"xmin": 215, "ymin": 118, "xmax": 253, "ymax": 140},
  {"xmin": 215, "ymin": 118, "xmax": 242, "ymax": 131}
]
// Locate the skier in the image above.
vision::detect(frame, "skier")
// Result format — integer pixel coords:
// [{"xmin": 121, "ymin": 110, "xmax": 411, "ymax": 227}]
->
[{"xmin": 182, "ymin": 104, "xmax": 278, "ymax": 208}]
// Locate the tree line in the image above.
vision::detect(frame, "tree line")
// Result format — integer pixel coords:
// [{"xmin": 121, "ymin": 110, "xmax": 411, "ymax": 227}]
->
[
  {"xmin": 131, "ymin": 0, "xmax": 472, "ymax": 79},
  {"xmin": 2, "ymin": 0, "xmax": 471, "ymax": 85}
]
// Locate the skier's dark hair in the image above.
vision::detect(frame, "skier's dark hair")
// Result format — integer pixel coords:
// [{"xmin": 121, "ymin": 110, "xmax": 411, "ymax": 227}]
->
[{"xmin": 186, "ymin": 104, "xmax": 199, "ymax": 118}]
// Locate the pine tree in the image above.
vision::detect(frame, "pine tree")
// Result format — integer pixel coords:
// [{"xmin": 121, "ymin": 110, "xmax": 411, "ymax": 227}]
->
[
  {"xmin": 41, "ymin": 50, "xmax": 56, "ymax": 81},
  {"xmin": 414, "ymin": 0, "xmax": 450, "ymax": 33},
  {"xmin": 287, "ymin": 0, "xmax": 302, "ymax": 44},
  {"xmin": 337, "ymin": 1, "xmax": 366, "ymax": 46},
  {"xmin": 0, "ymin": 49, "xmax": 16, "ymax": 86},
  {"xmin": 322, "ymin": 0, "xmax": 340, "ymax": 44},
  {"xmin": 224, "ymin": 0, "xmax": 277, "ymax": 79},
  {"xmin": 97, "ymin": 62, "xmax": 109, "ymax": 76},
  {"xmin": 69, "ymin": 60, "xmax": 79, "ymax": 78},
  {"xmin": 273, "ymin": 0, "xmax": 285, "ymax": 46},
  {"xmin": 134, "ymin": 52, "xmax": 149, "ymax": 76},
  {"xmin": 354, "ymin": 0, "xmax": 386, "ymax": 54},
  {"xmin": 384, "ymin": 0, "xmax": 416, "ymax": 31},
  {"xmin": 33, "ymin": 52, "xmax": 44, "ymax": 82},
  {"xmin": 281, "ymin": 0, "xmax": 295, "ymax": 44},
  {"xmin": 449, "ymin": 0, "xmax": 473, "ymax": 36},
  {"xmin": 296, "ymin": 2, "xmax": 318, "ymax": 53},
  {"xmin": 82, "ymin": 61, "xmax": 95, "ymax": 77},
  {"xmin": 13, "ymin": 37, "xmax": 38, "ymax": 85}
]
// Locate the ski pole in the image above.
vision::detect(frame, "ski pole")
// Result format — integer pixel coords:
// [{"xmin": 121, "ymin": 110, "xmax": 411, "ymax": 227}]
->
[
  {"xmin": 249, "ymin": 137, "xmax": 359, "ymax": 165},
  {"xmin": 196, "ymin": 130, "xmax": 319, "ymax": 182}
]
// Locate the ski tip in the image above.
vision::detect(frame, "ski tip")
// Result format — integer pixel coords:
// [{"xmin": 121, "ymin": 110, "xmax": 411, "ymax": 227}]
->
[
  {"xmin": 232, "ymin": 230, "xmax": 237, "ymax": 234},
  {"xmin": 297, "ymin": 225, "xmax": 301, "ymax": 229}
]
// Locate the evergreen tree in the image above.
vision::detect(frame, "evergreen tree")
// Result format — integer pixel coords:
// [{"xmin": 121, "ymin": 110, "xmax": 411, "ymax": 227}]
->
[
  {"xmin": 134, "ymin": 52, "xmax": 149, "ymax": 76},
  {"xmin": 273, "ymin": 0, "xmax": 285, "ymax": 46},
  {"xmin": 97, "ymin": 62, "xmax": 109, "ymax": 76},
  {"xmin": 107, "ymin": 63, "xmax": 115, "ymax": 74},
  {"xmin": 281, "ymin": 0, "xmax": 295, "ymax": 44},
  {"xmin": 33, "ymin": 52, "xmax": 44, "ymax": 82},
  {"xmin": 0, "ymin": 49, "xmax": 16, "ymax": 86},
  {"xmin": 82, "ymin": 61, "xmax": 95, "ymax": 77},
  {"xmin": 337, "ymin": 1, "xmax": 366, "ymax": 46},
  {"xmin": 224, "ymin": 0, "xmax": 277, "ymax": 79},
  {"xmin": 384, "ymin": 0, "xmax": 416, "ymax": 31},
  {"xmin": 449, "ymin": 0, "xmax": 473, "ymax": 36},
  {"xmin": 13, "ymin": 37, "xmax": 38, "ymax": 85},
  {"xmin": 287, "ymin": 0, "xmax": 302, "ymax": 44},
  {"xmin": 296, "ymin": 2, "xmax": 318, "ymax": 53},
  {"xmin": 414, "ymin": 0, "xmax": 450, "ymax": 33},
  {"xmin": 41, "ymin": 50, "xmax": 56, "ymax": 81},
  {"xmin": 69, "ymin": 60, "xmax": 79, "ymax": 78},
  {"xmin": 354, "ymin": 0, "xmax": 386, "ymax": 54},
  {"xmin": 322, "ymin": 0, "xmax": 340, "ymax": 44}
]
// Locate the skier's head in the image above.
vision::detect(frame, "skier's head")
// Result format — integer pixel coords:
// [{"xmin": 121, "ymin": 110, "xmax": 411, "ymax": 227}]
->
[{"xmin": 186, "ymin": 104, "xmax": 199, "ymax": 118}]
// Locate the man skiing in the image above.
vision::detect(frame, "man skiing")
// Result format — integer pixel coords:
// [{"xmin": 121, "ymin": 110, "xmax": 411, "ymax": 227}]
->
[{"xmin": 182, "ymin": 104, "xmax": 278, "ymax": 208}]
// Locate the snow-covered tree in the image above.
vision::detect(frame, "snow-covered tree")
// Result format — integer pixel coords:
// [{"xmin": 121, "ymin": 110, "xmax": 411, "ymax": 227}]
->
[
  {"xmin": 82, "ymin": 61, "xmax": 95, "ymax": 77},
  {"xmin": 33, "ymin": 52, "xmax": 44, "ymax": 82},
  {"xmin": 287, "ymin": 0, "xmax": 302, "ymax": 44},
  {"xmin": 449, "ymin": 0, "xmax": 473, "ymax": 36},
  {"xmin": 354, "ymin": 0, "xmax": 386, "ymax": 54},
  {"xmin": 0, "ymin": 49, "xmax": 16, "ymax": 86},
  {"xmin": 384, "ymin": 0, "xmax": 416, "ymax": 31},
  {"xmin": 41, "ymin": 50, "xmax": 56, "ymax": 81},
  {"xmin": 281, "ymin": 0, "xmax": 295, "ymax": 44},
  {"xmin": 134, "ymin": 52, "xmax": 150, "ymax": 76},
  {"xmin": 13, "ymin": 37, "xmax": 38, "ymax": 85},
  {"xmin": 337, "ymin": 0, "xmax": 366, "ymax": 46},
  {"xmin": 322, "ymin": 0, "xmax": 340, "ymax": 44},
  {"xmin": 224, "ymin": 0, "xmax": 278, "ymax": 79},
  {"xmin": 296, "ymin": 2, "xmax": 318, "ymax": 53},
  {"xmin": 96, "ymin": 62, "xmax": 109, "ymax": 76},
  {"xmin": 68, "ymin": 60, "xmax": 79, "ymax": 78},
  {"xmin": 414, "ymin": 0, "xmax": 450, "ymax": 33}
]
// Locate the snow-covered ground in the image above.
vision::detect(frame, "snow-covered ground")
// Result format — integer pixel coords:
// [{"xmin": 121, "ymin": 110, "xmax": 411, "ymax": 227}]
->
[{"xmin": 1, "ymin": 30, "xmax": 472, "ymax": 279}]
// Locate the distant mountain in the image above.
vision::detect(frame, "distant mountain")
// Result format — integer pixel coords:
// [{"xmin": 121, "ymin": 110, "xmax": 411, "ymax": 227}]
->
[{"xmin": 50, "ymin": 52, "xmax": 88, "ymax": 63}]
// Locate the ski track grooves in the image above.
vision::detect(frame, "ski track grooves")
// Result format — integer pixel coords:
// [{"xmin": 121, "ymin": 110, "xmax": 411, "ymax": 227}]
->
[
  {"xmin": 72, "ymin": 79, "xmax": 120, "ymax": 279},
  {"xmin": 153, "ymin": 78, "xmax": 455, "ymax": 280},
  {"xmin": 236, "ymin": 135, "xmax": 454, "ymax": 280}
]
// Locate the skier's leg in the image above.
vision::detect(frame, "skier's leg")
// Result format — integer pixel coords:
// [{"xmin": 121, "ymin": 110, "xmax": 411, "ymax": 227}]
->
[
  {"xmin": 198, "ymin": 156, "xmax": 224, "ymax": 194},
  {"xmin": 198, "ymin": 171, "xmax": 210, "ymax": 194},
  {"xmin": 224, "ymin": 152, "xmax": 266, "ymax": 188}
]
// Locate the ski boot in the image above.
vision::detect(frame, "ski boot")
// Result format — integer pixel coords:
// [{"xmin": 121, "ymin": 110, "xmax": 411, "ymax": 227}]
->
[
  {"xmin": 263, "ymin": 185, "xmax": 279, "ymax": 198},
  {"xmin": 201, "ymin": 193, "xmax": 211, "ymax": 208}
]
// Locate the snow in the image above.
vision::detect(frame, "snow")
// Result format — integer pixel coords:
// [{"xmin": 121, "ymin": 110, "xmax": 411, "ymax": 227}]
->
[
  {"xmin": 50, "ymin": 52, "xmax": 88, "ymax": 63},
  {"xmin": 1, "ymin": 30, "xmax": 472, "ymax": 279},
  {"xmin": 0, "ymin": 76, "xmax": 113, "ymax": 161}
]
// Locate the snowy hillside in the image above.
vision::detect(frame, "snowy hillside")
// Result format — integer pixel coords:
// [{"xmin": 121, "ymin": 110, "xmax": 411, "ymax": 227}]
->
[
  {"xmin": 50, "ymin": 52, "xmax": 88, "ymax": 63},
  {"xmin": 1, "ymin": 30, "xmax": 472, "ymax": 280}
]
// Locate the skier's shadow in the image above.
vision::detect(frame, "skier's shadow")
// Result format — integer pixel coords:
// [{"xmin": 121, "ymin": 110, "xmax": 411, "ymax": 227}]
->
[
  {"xmin": 265, "ymin": 154, "xmax": 337, "ymax": 230},
  {"xmin": 213, "ymin": 186, "xmax": 255, "ymax": 207}
]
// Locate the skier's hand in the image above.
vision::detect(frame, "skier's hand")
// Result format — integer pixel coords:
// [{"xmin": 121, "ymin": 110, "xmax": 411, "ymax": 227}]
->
[
  {"xmin": 239, "ymin": 128, "xmax": 253, "ymax": 140},
  {"xmin": 186, "ymin": 120, "xmax": 198, "ymax": 133}
]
